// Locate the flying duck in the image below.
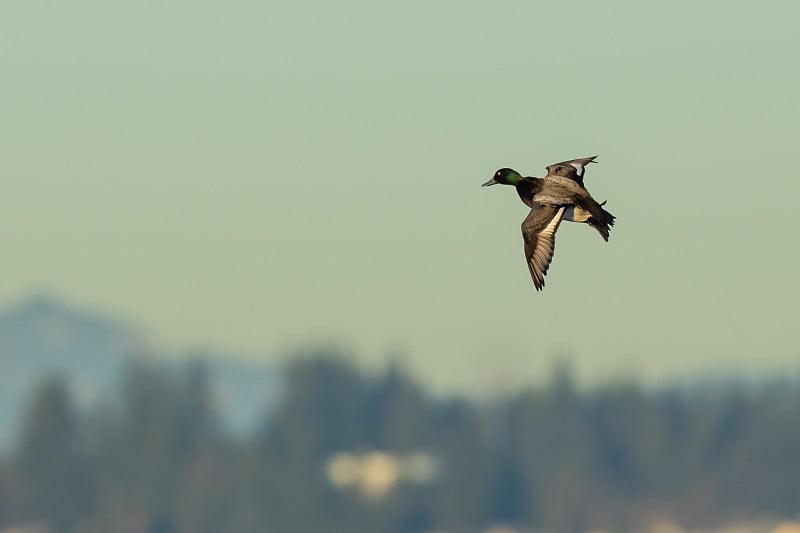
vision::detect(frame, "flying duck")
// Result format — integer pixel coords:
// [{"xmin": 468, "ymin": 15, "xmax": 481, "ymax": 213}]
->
[{"xmin": 482, "ymin": 157, "xmax": 615, "ymax": 291}]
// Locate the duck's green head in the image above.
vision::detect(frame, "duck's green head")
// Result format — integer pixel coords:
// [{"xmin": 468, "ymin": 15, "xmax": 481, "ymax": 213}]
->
[{"xmin": 483, "ymin": 168, "xmax": 522, "ymax": 187}]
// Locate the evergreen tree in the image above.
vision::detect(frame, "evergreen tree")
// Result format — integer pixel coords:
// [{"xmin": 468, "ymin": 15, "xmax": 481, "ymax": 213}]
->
[{"xmin": 15, "ymin": 377, "xmax": 94, "ymax": 533}]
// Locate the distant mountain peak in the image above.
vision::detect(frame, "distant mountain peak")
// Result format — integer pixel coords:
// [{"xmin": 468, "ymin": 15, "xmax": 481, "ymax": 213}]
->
[
  {"xmin": 0, "ymin": 292, "xmax": 157, "ymax": 377},
  {"xmin": 1, "ymin": 293, "xmax": 65, "ymax": 318},
  {"xmin": 0, "ymin": 293, "xmax": 282, "ymax": 450},
  {"xmin": 4, "ymin": 293, "xmax": 121, "ymax": 323}
]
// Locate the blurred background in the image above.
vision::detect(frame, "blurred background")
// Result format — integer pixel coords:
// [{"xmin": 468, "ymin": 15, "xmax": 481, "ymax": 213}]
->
[{"xmin": 2, "ymin": 1, "xmax": 799, "ymax": 532}]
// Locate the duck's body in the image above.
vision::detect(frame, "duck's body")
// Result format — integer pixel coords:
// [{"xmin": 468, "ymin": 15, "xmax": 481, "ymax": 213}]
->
[
  {"xmin": 515, "ymin": 174, "xmax": 614, "ymax": 240},
  {"xmin": 482, "ymin": 157, "xmax": 615, "ymax": 291}
]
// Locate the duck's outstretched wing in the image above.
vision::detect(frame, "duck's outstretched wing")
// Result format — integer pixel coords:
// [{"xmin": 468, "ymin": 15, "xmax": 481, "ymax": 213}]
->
[
  {"xmin": 544, "ymin": 156, "xmax": 597, "ymax": 186},
  {"xmin": 522, "ymin": 204, "xmax": 566, "ymax": 291}
]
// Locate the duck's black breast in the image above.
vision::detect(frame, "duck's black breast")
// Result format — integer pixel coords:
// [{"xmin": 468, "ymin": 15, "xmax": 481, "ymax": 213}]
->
[{"xmin": 515, "ymin": 178, "xmax": 541, "ymax": 208}]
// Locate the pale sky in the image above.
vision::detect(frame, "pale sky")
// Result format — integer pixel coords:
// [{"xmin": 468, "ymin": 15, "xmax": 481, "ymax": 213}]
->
[{"xmin": 3, "ymin": 1, "xmax": 799, "ymax": 392}]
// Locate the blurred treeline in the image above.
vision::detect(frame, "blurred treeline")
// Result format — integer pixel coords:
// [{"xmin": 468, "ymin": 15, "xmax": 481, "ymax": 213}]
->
[{"xmin": 1, "ymin": 353, "xmax": 799, "ymax": 533}]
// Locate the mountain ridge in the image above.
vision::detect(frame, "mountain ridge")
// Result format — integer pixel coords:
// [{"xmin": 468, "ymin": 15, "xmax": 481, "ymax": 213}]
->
[{"xmin": 0, "ymin": 294, "xmax": 281, "ymax": 451}]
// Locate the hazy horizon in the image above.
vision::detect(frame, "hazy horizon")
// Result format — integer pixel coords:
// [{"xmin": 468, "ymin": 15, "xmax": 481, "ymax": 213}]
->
[{"xmin": 3, "ymin": 1, "xmax": 799, "ymax": 393}]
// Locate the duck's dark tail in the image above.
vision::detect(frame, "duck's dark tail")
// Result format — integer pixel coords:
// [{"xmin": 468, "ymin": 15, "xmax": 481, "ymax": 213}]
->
[{"xmin": 588, "ymin": 201, "xmax": 615, "ymax": 241}]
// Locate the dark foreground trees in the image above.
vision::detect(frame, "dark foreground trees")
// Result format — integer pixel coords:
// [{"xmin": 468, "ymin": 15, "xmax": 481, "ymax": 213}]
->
[{"xmin": 3, "ymin": 353, "xmax": 800, "ymax": 533}]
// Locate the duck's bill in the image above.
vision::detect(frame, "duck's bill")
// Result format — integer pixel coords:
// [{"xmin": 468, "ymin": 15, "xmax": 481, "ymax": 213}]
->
[{"xmin": 482, "ymin": 177, "xmax": 498, "ymax": 187}]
